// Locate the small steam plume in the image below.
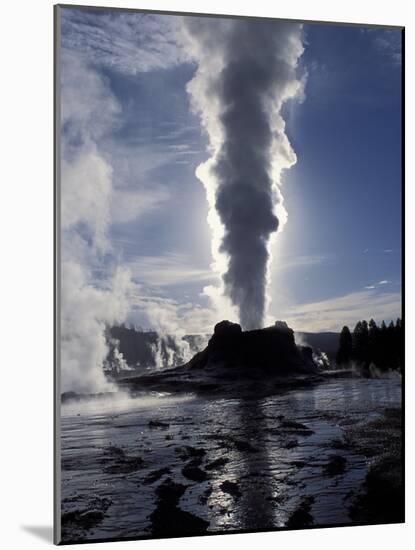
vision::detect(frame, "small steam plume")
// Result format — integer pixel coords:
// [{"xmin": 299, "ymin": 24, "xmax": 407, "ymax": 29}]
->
[
  {"xmin": 183, "ymin": 18, "xmax": 305, "ymax": 329},
  {"xmin": 133, "ymin": 294, "xmax": 192, "ymax": 369}
]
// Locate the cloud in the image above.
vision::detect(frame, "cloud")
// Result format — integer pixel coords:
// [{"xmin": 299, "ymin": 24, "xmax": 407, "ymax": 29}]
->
[
  {"xmin": 365, "ymin": 285, "xmax": 375, "ymax": 290},
  {"xmin": 110, "ymin": 186, "xmax": 169, "ymax": 225},
  {"xmin": 362, "ymin": 28, "xmax": 402, "ymax": 66},
  {"xmin": 128, "ymin": 253, "xmax": 215, "ymax": 287},
  {"xmin": 61, "ymin": 147, "xmax": 112, "ymax": 252},
  {"xmin": 373, "ymin": 30, "xmax": 402, "ymax": 65},
  {"xmin": 280, "ymin": 290, "xmax": 401, "ymax": 332},
  {"xmin": 378, "ymin": 280, "xmax": 389, "ymax": 285},
  {"xmin": 273, "ymin": 253, "xmax": 328, "ymax": 272},
  {"xmin": 60, "ymin": 8, "xmax": 189, "ymax": 74},
  {"xmin": 61, "ymin": 50, "xmax": 121, "ymax": 147}
]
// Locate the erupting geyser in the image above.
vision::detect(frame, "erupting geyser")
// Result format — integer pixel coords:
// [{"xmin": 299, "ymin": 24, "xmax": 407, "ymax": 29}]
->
[{"xmin": 183, "ymin": 18, "xmax": 305, "ymax": 329}]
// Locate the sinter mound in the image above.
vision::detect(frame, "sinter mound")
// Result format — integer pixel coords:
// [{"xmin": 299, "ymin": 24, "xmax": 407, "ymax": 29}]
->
[
  {"xmin": 185, "ymin": 320, "xmax": 316, "ymax": 374},
  {"xmin": 116, "ymin": 320, "xmax": 319, "ymax": 396}
]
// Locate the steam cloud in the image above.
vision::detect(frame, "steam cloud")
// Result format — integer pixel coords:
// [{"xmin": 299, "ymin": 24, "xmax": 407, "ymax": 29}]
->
[
  {"xmin": 183, "ymin": 18, "xmax": 305, "ymax": 329},
  {"xmin": 60, "ymin": 52, "xmax": 133, "ymax": 393}
]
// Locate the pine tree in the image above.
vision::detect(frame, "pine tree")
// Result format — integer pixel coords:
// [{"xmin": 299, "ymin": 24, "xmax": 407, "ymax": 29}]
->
[
  {"xmin": 368, "ymin": 319, "xmax": 379, "ymax": 365},
  {"xmin": 353, "ymin": 320, "xmax": 369, "ymax": 366},
  {"xmin": 336, "ymin": 325, "xmax": 353, "ymax": 365}
]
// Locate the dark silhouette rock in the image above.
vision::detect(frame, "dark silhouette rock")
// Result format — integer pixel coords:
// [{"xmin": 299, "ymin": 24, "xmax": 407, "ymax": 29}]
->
[
  {"xmin": 187, "ymin": 320, "xmax": 317, "ymax": 375},
  {"xmin": 119, "ymin": 320, "xmax": 320, "ymax": 396},
  {"xmin": 214, "ymin": 320, "xmax": 242, "ymax": 336}
]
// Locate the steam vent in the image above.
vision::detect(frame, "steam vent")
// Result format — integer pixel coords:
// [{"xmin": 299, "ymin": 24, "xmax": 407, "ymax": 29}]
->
[{"xmin": 186, "ymin": 320, "xmax": 317, "ymax": 374}]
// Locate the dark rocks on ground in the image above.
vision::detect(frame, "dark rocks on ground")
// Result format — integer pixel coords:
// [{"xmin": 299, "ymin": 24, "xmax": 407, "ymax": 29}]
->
[
  {"xmin": 148, "ymin": 420, "xmax": 169, "ymax": 429},
  {"xmin": 199, "ymin": 486, "xmax": 213, "ymax": 505},
  {"xmin": 101, "ymin": 445, "xmax": 144, "ymax": 474},
  {"xmin": 280, "ymin": 419, "xmax": 314, "ymax": 436},
  {"xmin": 205, "ymin": 457, "xmax": 229, "ymax": 471},
  {"xmin": 61, "ymin": 496, "xmax": 112, "ymax": 540},
  {"xmin": 324, "ymin": 455, "xmax": 347, "ymax": 476},
  {"xmin": 143, "ymin": 467, "xmax": 171, "ymax": 485},
  {"xmin": 350, "ymin": 456, "xmax": 404, "ymax": 524},
  {"xmin": 233, "ymin": 439, "xmax": 259, "ymax": 453},
  {"xmin": 175, "ymin": 446, "xmax": 206, "ymax": 461},
  {"xmin": 220, "ymin": 480, "xmax": 242, "ymax": 499},
  {"xmin": 286, "ymin": 496, "xmax": 315, "ymax": 529},
  {"xmin": 348, "ymin": 408, "xmax": 403, "ymax": 524},
  {"xmin": 182, "ymin": 463, "xmax": 209, "ymax": 482},
  {"xmin": 62, "ymin": 510, "xmax": 105, "ymax": 534},
  {"xmin": 150, "ymin": 478, "xmax": 209, "ymax": 536}
]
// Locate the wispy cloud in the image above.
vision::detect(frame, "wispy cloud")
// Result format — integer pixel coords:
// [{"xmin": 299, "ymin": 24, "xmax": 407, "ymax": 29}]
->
[
  {"xmin": 110, "ymin": 186, "xmax": 169, "ymax": 225},
  {"xmin": 273, "ymin": 253, "xmax": 329, "ymax": 272},
  {"xmin": 61, "ymin": 8, "xmax": 189, "ymax": 74},
  {"xmin": 280, "ymin": 289, "xmax": 401, "ymax": 332},
  {"xmin": 362, "ymin": 28, "xmax": 402, "ymax": 66},
  {"xmin": 373, "ymin": 30, "xmax": 402, "ymax": 65},
  {"xmin": 128, "ymin": 253, "xmax": 215, "ymax": 287},
  {"xmin": 364, "ymin": 279, "xmax": 391, "ymax": 290}
]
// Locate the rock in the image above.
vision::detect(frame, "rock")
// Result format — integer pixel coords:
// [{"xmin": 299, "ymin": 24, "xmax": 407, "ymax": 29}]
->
[
  {"xmin": 101, "ymin": 445, "xmax": 144, "ymax": 474},
  {"xmin": 182, "ymin": 463, "xmax": 208, "ymax": 482},
  {"xmin": 61, "ymin": 496, "xmax": 112, "ymax": 540},
  {"xmin": 214, "ymin": 320, "xmax": 242, "ymax": 337},
  {"xmin": 143, "ymin": 467, "xmax": 171, "ymax": 485},
  {"xmin": 324, "ymin": 455, "xmax": 347, "ymax": 476},
  {"xmin": 286, "ymin": 496, "xmax": 315, "ymax": 528},
  {"xmin": 233, "ymin": 439, "xmax": 258, "ymax": 453},
  {"xmin": 189, "ymin": 319, "xmax": 318, "ymax": 374},
  {"xmin": 205, "ymin": 457, "xmax": 229, "ymax": 471},
  {"xmin": 274, "ymin": 320, "xmax": 290, "ymax": 331},
  {"xmin": 150, "ymin": 478, "xmax": 209, "ymax": 535},
  {"xmin": 220, "ymin": 480, "xmax": 242, "ymax": 498},
  {"xmin": 280, "ymin": 419, "xmax": 314, "ymax": 436},
  {"xmin": 175, "ymin": 446, "xmax": 206, "ymax": 461},
  {"xmin": 148, "ymin": 420, "xmax": 169, "ymax": 429}
]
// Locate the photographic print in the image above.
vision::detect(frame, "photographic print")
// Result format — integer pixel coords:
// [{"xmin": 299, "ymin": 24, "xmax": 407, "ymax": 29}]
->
[{"xmin": 55, "ymin": 4, "xmax": 404, "ymax": 544}]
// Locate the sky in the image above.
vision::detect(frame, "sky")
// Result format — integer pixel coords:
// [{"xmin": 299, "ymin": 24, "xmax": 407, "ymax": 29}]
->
[{"xmin": 59, "ymin": 7, "xmax": 402, "ymax": 336}]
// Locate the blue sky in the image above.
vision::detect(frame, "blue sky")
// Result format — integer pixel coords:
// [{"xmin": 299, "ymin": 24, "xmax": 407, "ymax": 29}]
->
[{"xmin": 60, "ymin": 8, "xmax": 402, "ymax": 333}]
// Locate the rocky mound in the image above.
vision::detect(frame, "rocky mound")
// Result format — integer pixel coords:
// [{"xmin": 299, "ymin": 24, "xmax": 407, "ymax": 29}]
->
[
  {"xmin": 118, "ymin": 320, "xmax": 319, "ymax": 396},
  {"xmin": 186, "ymin": 320, "xmax": 316, "ymax": 374}
]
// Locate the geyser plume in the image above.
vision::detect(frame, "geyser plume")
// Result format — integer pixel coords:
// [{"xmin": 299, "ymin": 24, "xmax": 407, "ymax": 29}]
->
[{"xmin": 183, "ymin": 18, "xmax": 305, "ymax": 329}]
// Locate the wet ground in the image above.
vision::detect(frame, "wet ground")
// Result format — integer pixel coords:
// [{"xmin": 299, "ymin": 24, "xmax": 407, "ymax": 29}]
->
[{"xmin": 60, "ymin": 377, "xmax": 402, "ymax": 543}]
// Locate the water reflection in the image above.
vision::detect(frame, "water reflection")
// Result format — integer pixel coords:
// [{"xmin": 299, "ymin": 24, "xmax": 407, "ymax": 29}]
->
[
  {"xmin": 233, "ymin": 397, "xmax": 277, "ymax": 529},
  {"xmin": 60, "ymin": 378, "xmax": 402, "ymax": 540}
]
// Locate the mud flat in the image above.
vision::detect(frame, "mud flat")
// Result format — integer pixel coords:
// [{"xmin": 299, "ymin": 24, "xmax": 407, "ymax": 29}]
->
[{"xmin": 59, "ymin": 376, "xmax": 402, "ymax": 543}]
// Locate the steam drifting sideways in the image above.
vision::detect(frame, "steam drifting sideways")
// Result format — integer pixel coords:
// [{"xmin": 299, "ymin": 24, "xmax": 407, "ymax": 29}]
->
[{"xmin": 183, "ymin": 18, "xmax": 305, "ymax": 330}]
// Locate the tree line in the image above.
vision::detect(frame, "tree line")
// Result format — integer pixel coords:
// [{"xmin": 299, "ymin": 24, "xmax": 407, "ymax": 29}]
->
[{"xmin": 336, "ymin": 318, "xmax": 403, "ymax": 371}]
